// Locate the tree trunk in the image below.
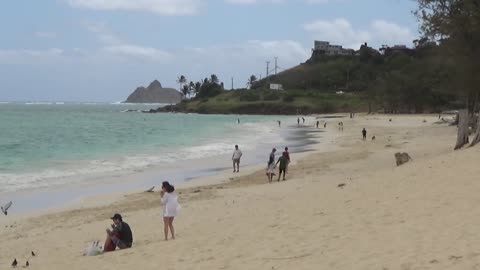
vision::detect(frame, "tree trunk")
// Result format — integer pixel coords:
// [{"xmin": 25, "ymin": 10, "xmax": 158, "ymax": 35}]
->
[
  {"xmin": 473, "ymin": 91, "xmax": 479, "ymax": 114},
  {"xmin": 470, "ymin": 114, "xmax": 480, "ymax": 147},
  {"xmin": 455, "ymin": 109, "xmax": 470, "ymax": 150}
]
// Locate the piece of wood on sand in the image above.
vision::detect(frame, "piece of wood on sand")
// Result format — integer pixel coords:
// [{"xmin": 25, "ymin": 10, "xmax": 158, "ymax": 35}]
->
[
  {"xmin": 470, "ymin": 114, "xmax": 480, "ymax": 147},
  {"xmin": 454, "ymin": 109, "xmax": 470, "ymax": 150}
]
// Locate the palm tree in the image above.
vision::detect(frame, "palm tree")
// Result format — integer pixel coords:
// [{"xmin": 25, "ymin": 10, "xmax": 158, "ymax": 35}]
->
[
  {"xmin": 181, "ymin": 85, "xmax": 189, "ymax": 97},
  {"xmin": 177, "ymin": 75, "xmax": 187, "ymax": 91},
  {"xmin": 210, "ymin": 74, "xmax": 219, "ymax": 84},
  {"xmin": 195, "ymin": 81, "xmax": 202, "ymax": 94},
  {"xmin": 247, "ymin": 75, "xmax": 257, "ymax": 88},
  {"xmin": 189, "ymin": 81, "xmax": 195, "ymax": 97}
]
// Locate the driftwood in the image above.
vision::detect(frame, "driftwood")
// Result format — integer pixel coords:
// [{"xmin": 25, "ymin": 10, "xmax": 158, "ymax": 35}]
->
[
  {"xmin": 395, "ymin": 152, "xmax": 412, "ymax": 166},
  {"xmin": 470, "ymin": 114, "xmax": 480, "ymax": 147},
  {"xmin": 454, "ymin": 109, "xmax": 470, "ymax": 150}
]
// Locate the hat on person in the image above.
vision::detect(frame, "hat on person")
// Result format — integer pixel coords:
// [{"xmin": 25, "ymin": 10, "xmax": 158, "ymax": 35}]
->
[{"xmin": 110, "ymin": 213, "xmax": 122, "ymax": 221}]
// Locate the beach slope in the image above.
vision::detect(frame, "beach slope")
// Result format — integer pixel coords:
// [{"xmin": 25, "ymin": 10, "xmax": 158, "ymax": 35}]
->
[{"xmin": 1, "ymin": 115, "xmax": 479, "ymax": 270}]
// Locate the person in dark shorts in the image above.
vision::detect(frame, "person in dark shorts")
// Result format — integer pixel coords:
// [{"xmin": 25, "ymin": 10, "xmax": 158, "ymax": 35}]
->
[
  {"xmin": 275, "ymin": 153, "xmax": 289, "ymax": 181},
  {"xmin": 282, "ymin": 147, "xmax": 291, "ymax": 173},
  {"xmin": 104, "ymin": 213, "xmax": 133, "ymax": 252},
  {"xmin": 232, "ymin": 145, "xmax": 243, "ymax": 173},
  {"xmin": 362, "ymin": 128, "xmax": 367, "ymax": 140}
]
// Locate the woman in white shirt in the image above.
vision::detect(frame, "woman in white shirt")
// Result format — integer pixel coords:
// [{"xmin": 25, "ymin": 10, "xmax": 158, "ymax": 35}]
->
[{"xmin": 161, "ymin": 181, "xmax": 180, "ymax": 241}]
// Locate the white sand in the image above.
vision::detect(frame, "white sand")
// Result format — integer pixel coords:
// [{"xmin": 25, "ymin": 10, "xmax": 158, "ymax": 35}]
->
[{"xmin": 2, "ymin": 114, "xmax": 479, "ymax": 270}]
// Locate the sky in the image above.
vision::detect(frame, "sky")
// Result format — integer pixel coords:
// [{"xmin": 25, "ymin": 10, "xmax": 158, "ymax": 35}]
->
[{"xmin": 0, "ymin": 0, "xmax": 419, "ymax": 102}]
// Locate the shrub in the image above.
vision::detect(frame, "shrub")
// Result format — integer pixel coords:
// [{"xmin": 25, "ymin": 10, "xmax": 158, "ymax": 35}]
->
[
  {"xmin": 283, "ymin": 95, "xmax": 295, "ymax": 102},
  {"xmin": 263, "ymin": 92, "xmax": 281, "ymax": 101},
  {"xmin": 239, "ymin": 92, "xmax": 261, "ymax": 102}
]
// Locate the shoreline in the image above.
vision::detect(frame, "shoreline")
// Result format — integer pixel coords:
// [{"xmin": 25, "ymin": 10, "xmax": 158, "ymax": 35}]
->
[
  {"xmin": 1, "ymin": 116, "xmax": 322, "ymax": 217},
  {"xmin": 3, "ymin": 113, "xmax": 473, "ymax": 270}
]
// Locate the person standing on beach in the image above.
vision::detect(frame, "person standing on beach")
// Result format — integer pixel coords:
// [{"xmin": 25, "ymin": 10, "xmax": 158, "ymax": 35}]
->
[
  {"xmin": 266, "ymin": 148, "xmax": 277, "ymax": 183},
  {"xmin": 283, "ymin": 147, "xmax": 291, "ymax": 173},
  {"xmin": 278, "ymin": 120, "xmax": 281, "ymax": 127},
  {"xmin": 324, "ymin": 122, "xmax": 327, "ymax": 128},
  {"xmin": 275, "ymin": 153, "xmax": 289, "ymax": 181},
  {"xmin": 161, "ymin": 181, "xmax": 180, "ymax": 241},
  {"xmin": 297, "ymin": 118, "xmax": 300, "ymax": 126},
  {"xmin": 232, "ymin": 145, "xmax": 243, "ymax": 173},
  {"xmin": 316, "ymin": 121, "xmax": 319, "ymax": 129},
  {"xmin": 302, "ymin": 117, "xmax": 305, "ymax": 124},
  {"xmin": 362, "ymin": 128, "xmax": 367, "ymax": 140},
  {"xmin": 237, "ymin": 118, "xmax": 240, "ymax": 124}
]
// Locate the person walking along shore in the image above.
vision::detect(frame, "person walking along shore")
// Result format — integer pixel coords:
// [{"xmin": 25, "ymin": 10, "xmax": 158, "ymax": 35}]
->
[{"xmin": 232, "ymin": 145, "xmax": 243, "ymax": 173}]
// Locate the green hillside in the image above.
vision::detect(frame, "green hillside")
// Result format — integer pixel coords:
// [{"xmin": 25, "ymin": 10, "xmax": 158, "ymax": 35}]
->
[{"xmin": 157, "ymin": 43, "xmax": 456, "ymax": 115}]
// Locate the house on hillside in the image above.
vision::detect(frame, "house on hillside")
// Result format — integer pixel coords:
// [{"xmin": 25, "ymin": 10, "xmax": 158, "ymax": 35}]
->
[
  {"xmin": 312, "ymin": 41, "xmax": 354, "ymax": 56},
  {"xmin": 380, "ymin": 45, "xmax": 416, "ymax": 57},
  {"xmin": 270, "ymin": 83, "xmax": 284, "ymax": 91}
]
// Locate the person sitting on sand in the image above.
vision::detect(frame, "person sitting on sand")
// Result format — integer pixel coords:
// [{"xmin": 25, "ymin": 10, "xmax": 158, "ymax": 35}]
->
[
  {"xmin": 275, "ymin": 153, "xmax": 289, "ymax": 181},
  {"xmin": 266, "ymin": 148, "xmax": 277, "ymax": 183},
  {"xmin": 104, "ymin": 213, "xmax": 133, "ymax": 252},
  {"xmin": 232, "ymin": 145, "xmax": 243, "ymax": 173},
  {"xmin": 161, "ymin": 181, "xmax": 180, "ymax": 241}
]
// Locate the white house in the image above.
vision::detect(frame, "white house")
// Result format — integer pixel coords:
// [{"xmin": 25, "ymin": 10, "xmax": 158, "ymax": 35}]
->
[
  {"xmin": 313, "ymin": 41, "xmax": 354, "ymax": 56},
  {"xmin": 270, "ymin": 83, "xmax": 284, "ymax": 91}
]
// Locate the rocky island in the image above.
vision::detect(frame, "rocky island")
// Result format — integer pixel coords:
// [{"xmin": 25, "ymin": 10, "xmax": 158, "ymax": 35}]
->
[{"xmin": 124, "ymin": 80, "xmax": 182, "ymax": 104}]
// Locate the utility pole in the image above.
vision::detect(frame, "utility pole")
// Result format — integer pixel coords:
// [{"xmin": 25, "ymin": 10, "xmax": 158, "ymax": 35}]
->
[
  {"xmin": 266, "ymin": 61, "xmax": 270, "ymax": 78},
  {"xmin": 274, "ymin": 57, "xmax": 278, "ymax": 75},
  {"xmin": 231, "ymin": 77, "xmax": 234, "ymax": 90}
]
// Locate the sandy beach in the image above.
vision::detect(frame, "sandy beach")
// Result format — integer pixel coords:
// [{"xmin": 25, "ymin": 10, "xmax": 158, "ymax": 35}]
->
[{"xmin": 2, "ymin": 114, "xmax": 480, "ymax": 270}]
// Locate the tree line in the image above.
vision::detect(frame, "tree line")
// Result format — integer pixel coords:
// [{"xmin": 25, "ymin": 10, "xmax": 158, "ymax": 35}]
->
[{"xmin": 416, "ymin": 0, "xmax": 480, "ymax": 148}]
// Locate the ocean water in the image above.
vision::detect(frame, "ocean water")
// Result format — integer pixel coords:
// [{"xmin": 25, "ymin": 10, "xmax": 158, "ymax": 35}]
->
[{"xmin": 0, "ymin": 103, "xmax": 285, "ymax": 194}]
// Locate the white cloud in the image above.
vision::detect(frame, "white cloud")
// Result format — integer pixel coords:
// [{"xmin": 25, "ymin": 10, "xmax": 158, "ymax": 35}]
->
[
  {"xmin": 67, "ymin": 0, "xmax": 202, "ymax": 15},
  {"xmin": 84, "ymin": 22, "xmax": 122, "ymax": 45},
  {"xmin": 226, "ymin": 0, "xmax": 338, "ymax": 4},
  {"xmin": 225, "ymin": 0, "xmax": 284, "ymax": 4},
  {"xmin": 34, "ymin": 32, "xmax": 57, "ymax": 38},
  {"xmin": 304, "ymin": 18, "xmax": 416, "ymax": 49},
  {"xmin": 103, "ymin": 45, "xmax": 172, "ymax": 61},
  {"xmin": 0, "ymin": 48, "xmax": 63, "ymax": 58}
]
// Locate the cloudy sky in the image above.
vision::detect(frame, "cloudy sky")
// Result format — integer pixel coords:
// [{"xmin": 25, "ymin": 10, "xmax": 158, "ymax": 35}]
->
[{"xmin": 0, "ymin": 0, "xmax": 418, "ymax": 102}]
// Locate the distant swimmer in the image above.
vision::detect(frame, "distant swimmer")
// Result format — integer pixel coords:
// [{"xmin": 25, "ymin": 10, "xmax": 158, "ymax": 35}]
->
[
  {"xmin": 237, "ymin": 118, "xmax": 240, "ymax": 124},
  {"xmin": 278, "ymin": 120, "xmax": 281, "ymax": 127}
]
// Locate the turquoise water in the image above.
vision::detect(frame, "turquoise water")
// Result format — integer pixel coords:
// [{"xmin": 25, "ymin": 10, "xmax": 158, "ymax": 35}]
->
[{"xmin": 0, "ymin": 103, "xmax": 283, "ymax": 193}]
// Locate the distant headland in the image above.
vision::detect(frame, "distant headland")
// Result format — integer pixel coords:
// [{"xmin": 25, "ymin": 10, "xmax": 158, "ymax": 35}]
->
[{"xmin": 124, "ymin": 80, "xmax": 182, "ymax": 104}]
